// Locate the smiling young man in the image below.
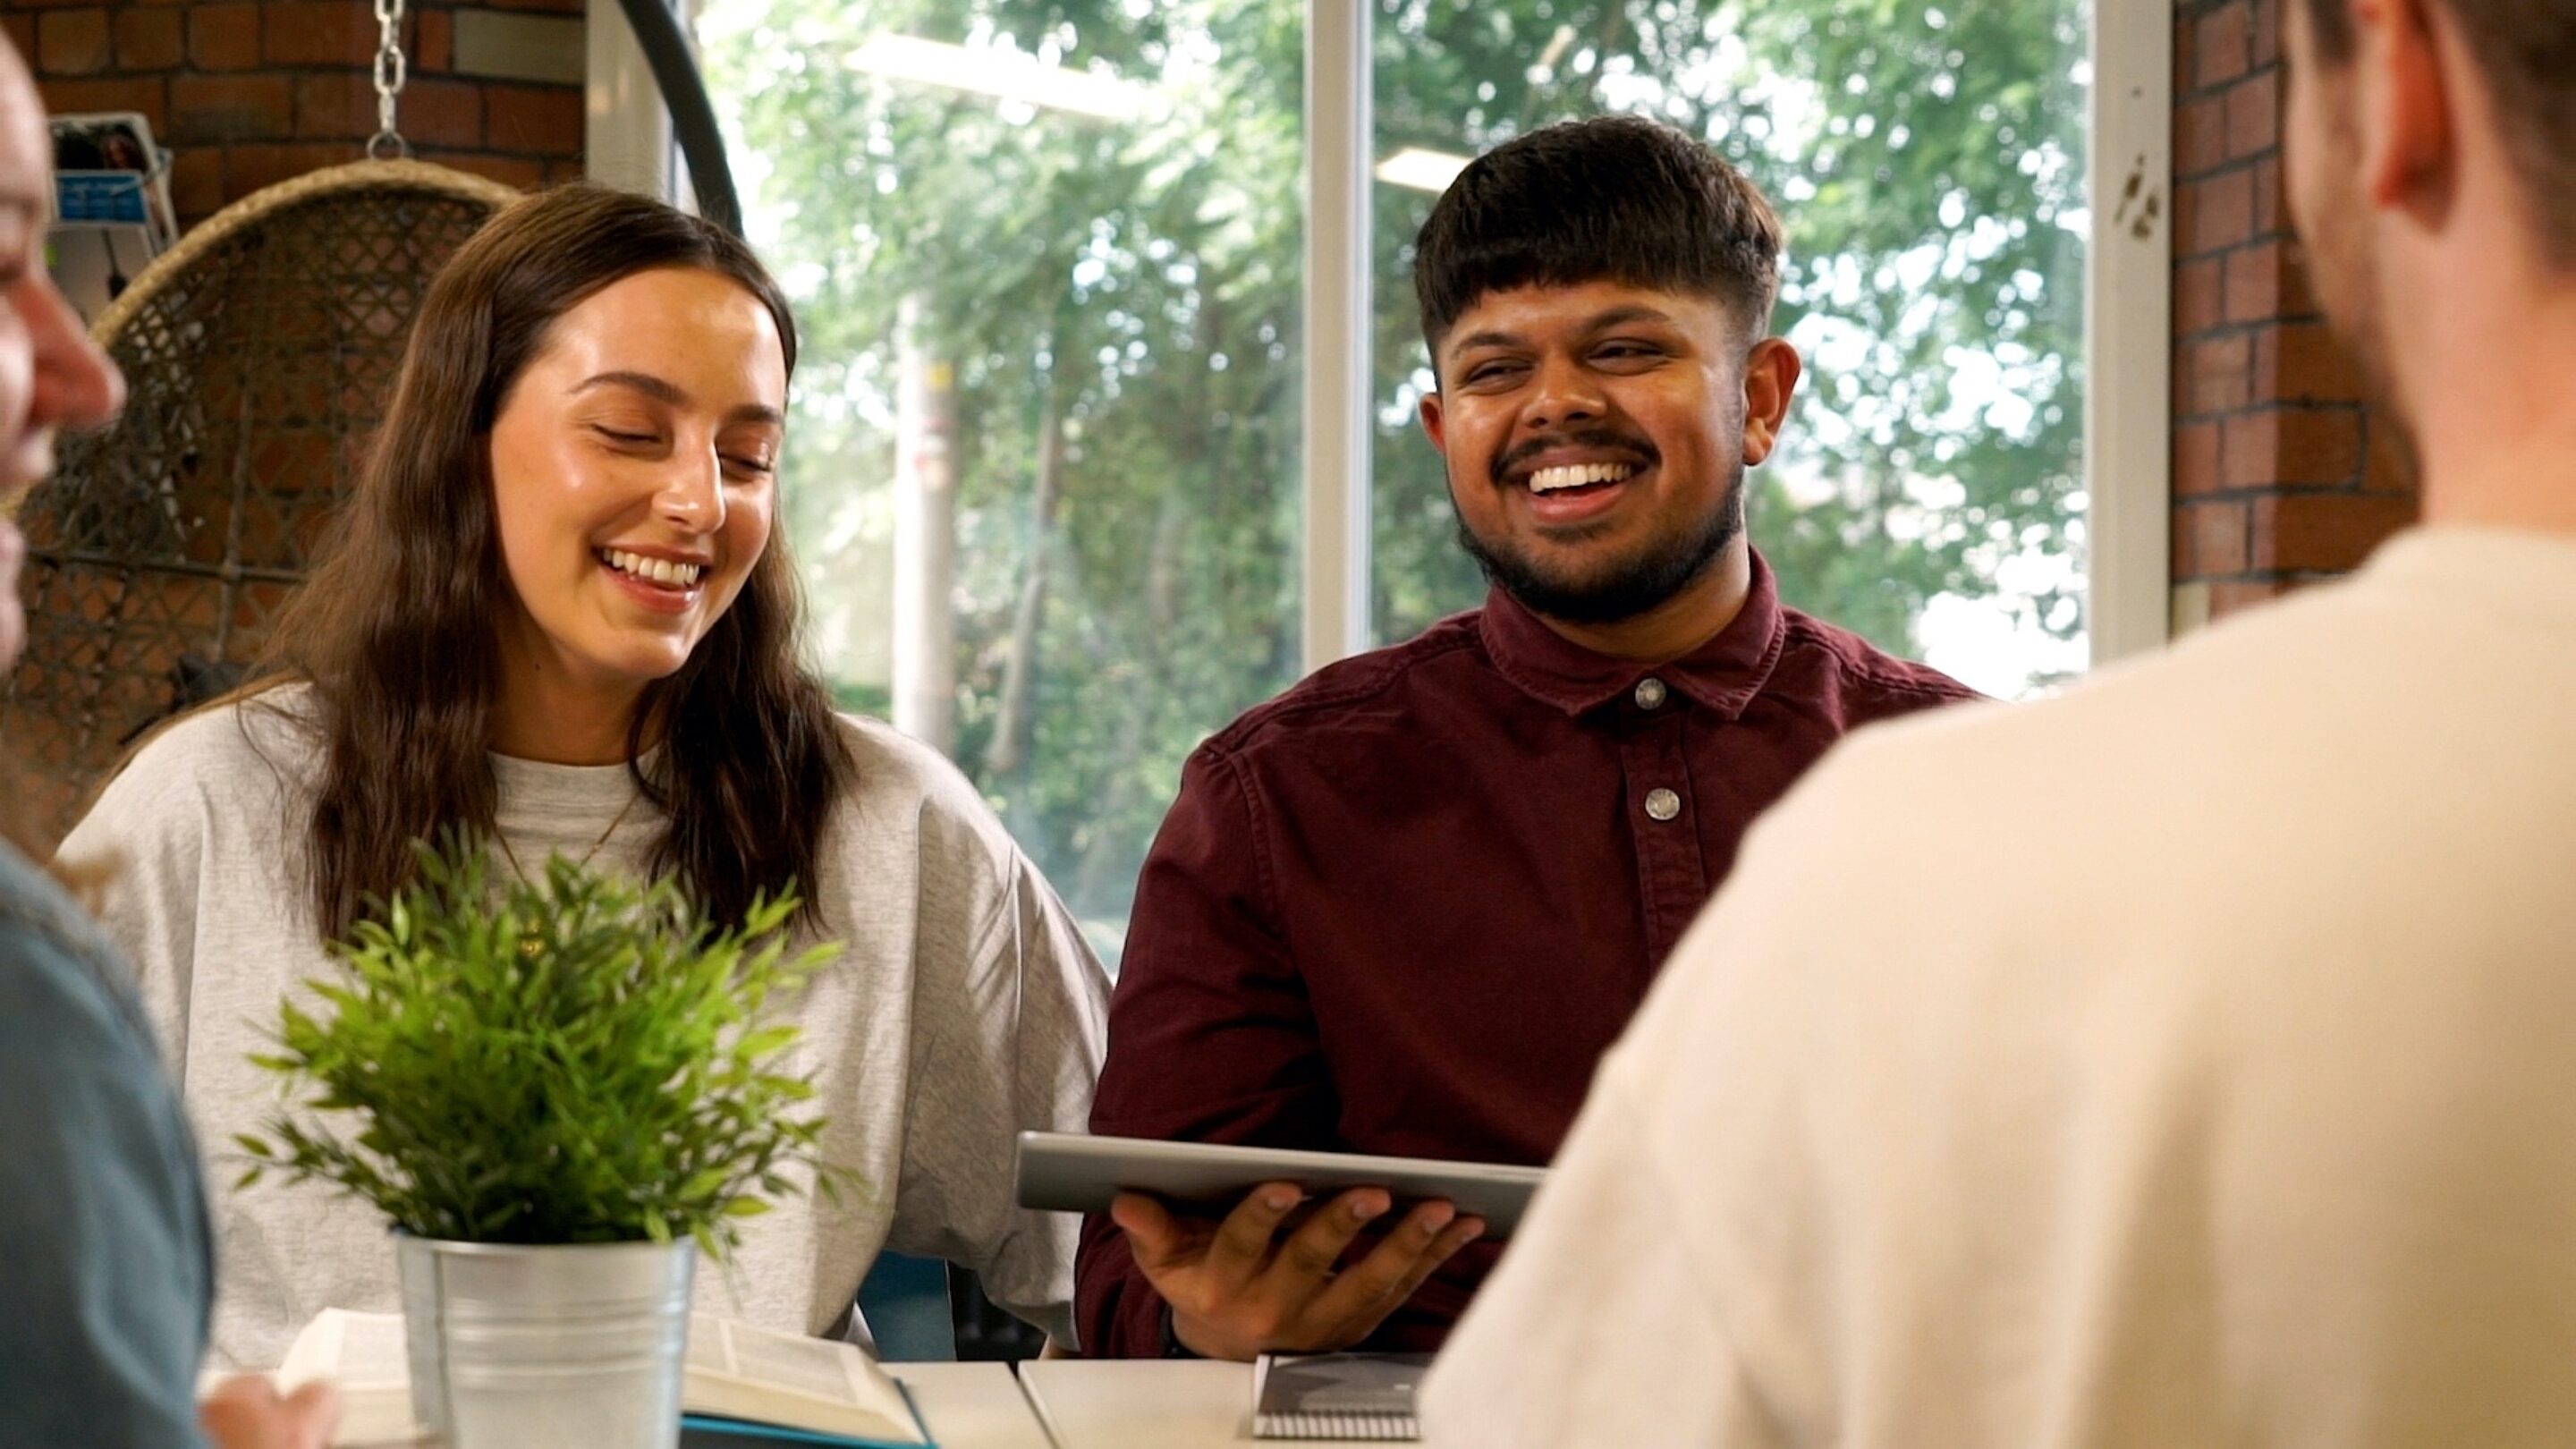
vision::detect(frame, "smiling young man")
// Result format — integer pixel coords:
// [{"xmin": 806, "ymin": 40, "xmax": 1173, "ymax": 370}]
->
[{"xmin": 1074, "ymin": 115, "xmax": 1980, "ymax": 1361}]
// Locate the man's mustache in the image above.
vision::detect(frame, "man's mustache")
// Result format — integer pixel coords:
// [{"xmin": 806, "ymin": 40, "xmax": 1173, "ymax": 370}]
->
[{"xmin": 1489, "ymin": 429, "xmax": 1660, "ymax": 486}]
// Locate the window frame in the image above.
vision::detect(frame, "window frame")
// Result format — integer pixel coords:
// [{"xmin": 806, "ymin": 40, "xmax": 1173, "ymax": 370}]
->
[{"xmin": 600, "ymin": 0, "xmax": 2172, "ymax": 674}]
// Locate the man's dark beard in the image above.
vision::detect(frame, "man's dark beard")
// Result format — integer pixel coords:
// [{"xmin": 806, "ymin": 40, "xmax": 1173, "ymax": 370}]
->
[{"xmin": 1455, "ymin": 465, "xmax": 1746, "ymax": 625}]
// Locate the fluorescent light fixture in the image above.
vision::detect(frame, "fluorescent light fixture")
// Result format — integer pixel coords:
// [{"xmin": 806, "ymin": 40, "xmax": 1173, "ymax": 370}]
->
[
  {"xmin": 847, "ymin": 34, "xmax": 1148, "ymax": 122},
  {"xmin": 1374, "ymin": 147, "xmax": 1471, "ymax": 194}
]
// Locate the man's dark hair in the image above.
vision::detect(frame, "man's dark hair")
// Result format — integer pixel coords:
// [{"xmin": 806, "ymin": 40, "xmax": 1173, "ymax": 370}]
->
[
  {"xmin": 1412, "ymin": 115, "xmax": 1784, "ymax": 366},
  {"xmin": 2303, "ymin": 0, "xmax": 2576, "ymax": 262}
]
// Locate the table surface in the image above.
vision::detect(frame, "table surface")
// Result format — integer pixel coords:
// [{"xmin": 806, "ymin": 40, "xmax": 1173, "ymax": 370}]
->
[
  {"xmin": 1016, "ymin": 1359, "xmax": 1416, "ymax": 1449},
  {"xmin": 212, "ymin": 1360, "xmax": 1053, "ymax": 1449},
  {"xmin": 896, "ymin": 1361, "xmax": 1053, "ymax": 1449}
]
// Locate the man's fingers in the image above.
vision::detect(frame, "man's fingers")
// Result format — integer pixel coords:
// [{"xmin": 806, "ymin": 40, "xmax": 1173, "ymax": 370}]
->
[
  {"xmin": 200, "ymin": 1376, "xmax": 344, "ymax": 1449},
  {"xmin": 1111, "ymin": 1191, "xmax": 1195, "ymax": 1274},
  {"xmin": 1301, "ymin": 1200, "xmax": 1467, "ymax": 1333},
  {"xmin": 1273, "ymin": 1186, "xmax": 1389, "ymax": 1283},
  {"xmin": 1377, "ymin": 1212, "xmax": 1486, "ymax": 1314},
  {"xmin": 279, "ymin": 1382, "xmax": 343, "ymax": 1449},
  {"xmin": 1194, "ymin": 1182, "xmax": 1303, "ymax": 1276},
  {"xmin": 199, "ymin": 1377, "xmax": 286, "ymax": 1449}
]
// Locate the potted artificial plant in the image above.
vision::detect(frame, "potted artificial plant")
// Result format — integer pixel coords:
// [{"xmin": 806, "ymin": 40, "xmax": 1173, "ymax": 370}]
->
[{"xmin": 238, "ymin": 834, "xmax": 841, "ymax": 1449}]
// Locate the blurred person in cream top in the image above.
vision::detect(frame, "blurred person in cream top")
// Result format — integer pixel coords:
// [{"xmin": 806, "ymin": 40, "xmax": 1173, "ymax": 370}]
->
[{"xmin": 1426, "ymin": 0, "xmax": 2576, "ymax": 1439}]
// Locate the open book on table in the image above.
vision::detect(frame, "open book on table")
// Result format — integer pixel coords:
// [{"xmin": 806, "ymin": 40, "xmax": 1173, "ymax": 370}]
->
[{"xmin": 250, "ymin": 1308, "xmax": 930, "ymax": 1447}]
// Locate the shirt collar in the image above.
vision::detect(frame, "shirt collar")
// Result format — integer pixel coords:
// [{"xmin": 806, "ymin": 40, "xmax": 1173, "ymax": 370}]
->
[{"xmin": 1477, "ymin": 547, "xmax": 1789, "ymax": 720}]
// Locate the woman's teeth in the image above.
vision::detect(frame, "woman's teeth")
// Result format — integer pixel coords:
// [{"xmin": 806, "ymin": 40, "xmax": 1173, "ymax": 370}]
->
[
  {"xmin": 1528, "ymin": 462, "xmax": 1640, "ymax": 493},
  {"xmin": 599, "ymin": 549, "xmax": 704, "ymax": 587}
]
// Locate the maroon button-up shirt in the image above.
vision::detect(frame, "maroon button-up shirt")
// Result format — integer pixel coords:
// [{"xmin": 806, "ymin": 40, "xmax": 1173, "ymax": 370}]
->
[{"xmin": 1075, "ymin": 551, "xmax": 1980, "ymax": 1356}]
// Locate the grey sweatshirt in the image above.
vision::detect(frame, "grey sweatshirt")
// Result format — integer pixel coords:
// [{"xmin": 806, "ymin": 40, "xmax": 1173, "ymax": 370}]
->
[{"xmin": 59, "ymin": 687, "xmax": 1110, "ymax": 1370}]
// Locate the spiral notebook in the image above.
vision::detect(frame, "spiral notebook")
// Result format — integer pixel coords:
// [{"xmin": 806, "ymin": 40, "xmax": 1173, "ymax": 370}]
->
[{"xmin": 1250, "ymin": 1352, "xmax": 1431, "ymax": 1441}]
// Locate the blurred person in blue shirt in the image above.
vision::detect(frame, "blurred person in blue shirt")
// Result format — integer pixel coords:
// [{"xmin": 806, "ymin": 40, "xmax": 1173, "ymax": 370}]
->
[{"xmin": 0, "ymin": 32, "xmax": 335, "ymax": 1449}]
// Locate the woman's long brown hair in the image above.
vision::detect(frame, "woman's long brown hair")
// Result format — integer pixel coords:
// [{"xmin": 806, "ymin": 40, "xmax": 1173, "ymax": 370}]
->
[{"xmin": 258, "ymin": 183, "xmax": 852, "ymax": 937}]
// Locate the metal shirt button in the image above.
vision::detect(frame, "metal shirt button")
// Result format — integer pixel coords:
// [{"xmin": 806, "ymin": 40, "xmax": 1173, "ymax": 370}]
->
[
  {"xmin": 1644, "ymin": 787, "xmax": 1682, "ymax": 822},
  {"xmin": 1633, "ymin": 676, "xmax": 1668, "ymax": 709}
]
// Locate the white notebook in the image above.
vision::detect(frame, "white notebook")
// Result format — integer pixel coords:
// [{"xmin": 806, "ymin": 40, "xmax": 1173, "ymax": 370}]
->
[{"xmin": 1250, "ymin": 1352, "xmax": 1430, "ymax": 1441}]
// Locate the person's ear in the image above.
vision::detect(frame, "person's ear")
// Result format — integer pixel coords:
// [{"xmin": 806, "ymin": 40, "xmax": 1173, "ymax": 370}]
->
[
  {"xmin": 1419, "ymin": 387, "xmax": 1450, "ymax": 456},
  {"xmin": 2359, "ymin": 0, "xmax": 2453, "ymax": 212},
  {"xmin": 1740, "ymin": 338, "xmax": 1801, "ymax": 467}
]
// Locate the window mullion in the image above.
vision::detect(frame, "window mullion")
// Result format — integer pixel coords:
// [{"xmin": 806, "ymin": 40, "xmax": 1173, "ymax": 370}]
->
[{"xmin": 1302, "ymin": 0, "xmax": 1375, "ymax": 673}]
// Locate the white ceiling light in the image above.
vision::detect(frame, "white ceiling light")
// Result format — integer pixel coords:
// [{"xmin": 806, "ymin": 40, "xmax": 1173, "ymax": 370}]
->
[
  {"xmin": 1373, "ymin": 147, "xmax": 1472, "ymax": 194},
  {"xmin": 847, "ymin": 34, "xmax": 1148, "ymax": 122}
]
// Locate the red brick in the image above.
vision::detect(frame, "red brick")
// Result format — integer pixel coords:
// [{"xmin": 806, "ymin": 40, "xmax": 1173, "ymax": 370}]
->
[
  {"xmin": 383, "ymin": 77, "xmax": 481, "ymax": 148},
  {"xmin": 170, "ymin": 148, "xmax": 224, "ymax": 222},
  {"xmin": 2224, "ymin": 239, "xmax": 2279, "ymax": 324},
  {"xmin": 2179, "ymin": 333, "xmax": 2256, "ymax": 416},
  {"xmin": 2176, "ymin": 256, "xmax": 2226, "ymax": 337},
  {"xmin": 222, "ymin": 141, "xmax": 350, "ymax": 199},
  {"xmin": 261, "ymin": 0, "xmax": 373, "ymax": 66},
  {"xmin": 411, "ymin": 8, "xmax": 452, "ymax": 72},
  {"xmin": 2221, "ymin": 406, "xmax": 2363, "ymax": 489},
  {"xmin": 418, "ymin": 148, "xmax": 541, "ymax": 189},
  {"xmin": 2224, "ymin": 69, "xmax": 2279, "ymax": 161},
  {"xmin": 35, "ymin": 76, "xmax": 165, "ymax": 130},
  {"xmin": 188, "ymin": 4, "xmax": 261, "ymax": 72},
  {"xmin": 2182, "ymin": 499, "xmax": 2251, "ymax": 578},
  {"xmin": 2256, "ymin": 320, "xmax": 2372, "ymax": 403},
  {"xmin": 2251, "ymin": 492, "xmax": 2418, "ymax": 572},
  {"xmin": 2252, "ymin": 157, "xmax": 2284, "ymax": 237},
  {"xmin": 2209, "ymin": 580, "xmax": 2289, "ymax": 619},
  {"xmin": 2185, "ymin": 169, "xmax": 2255, "ymax": 253},
  {"xmin": 37, "ymin": 9, "xmax": 110, "ymax": 75},
  {"xmin": 170, "ymin": 73, "xmax": 295, "ymax": 144},
  {"xmin": 2175, "ymin": 95, "xmax": 2227, "ymax": 179},
  {"xmin": 112, "ymin": 8, "xmax": 184, "ymax": 70},
  {"xmin": 7, "ymin": 0, "xmax": 106, "ymax": 12},
  {"xmin": 544, "ymin": 157, "xmax": 585, "ymax": 184},
  {"xmin": 2225, "ymin": 237, "xmax": 2328, "ymax": 320},
  {"xmin": 483, "ymin": 83, "xmax": 580, "ymax": 156},
  {"xmin": 2174, "ymin": 419, "xmax": 2224, "ymax": 499},
  {"xmin": 2195, "ymin": 3, "xmax": 2250, "ymax": 89},
  {"xmin": 2252, "ymin": 0, "xmax": 2281, "ymax": 66},
  {"xmin": 292, "ymin": 73, "xmax": 377, "ymax": 140}
]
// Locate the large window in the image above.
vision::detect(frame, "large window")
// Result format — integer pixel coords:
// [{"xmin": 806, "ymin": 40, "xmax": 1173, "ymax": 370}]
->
[
  {"xmin": 701, "ymin": 2, "xmax": 1307, "ymax": 959},
  {"xmin": 694, "ymin": 0, "xmax": 2123, "ymax": 962}
]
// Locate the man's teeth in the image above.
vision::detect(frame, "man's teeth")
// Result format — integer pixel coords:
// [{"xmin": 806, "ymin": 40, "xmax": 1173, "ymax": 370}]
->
[
  {"xmin": 1527, "ymin": 462, "xmax": 1640, "ymax": 494},
  {"xmin": 600, "ymin": 549, "xmax": 704, "ymax": 587}
]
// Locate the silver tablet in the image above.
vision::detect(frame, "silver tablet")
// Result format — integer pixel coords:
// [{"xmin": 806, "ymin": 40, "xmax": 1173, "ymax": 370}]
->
[{"xmin": 1013, "ymin": 1131, "xmax": 1548, "ymax": 1239}]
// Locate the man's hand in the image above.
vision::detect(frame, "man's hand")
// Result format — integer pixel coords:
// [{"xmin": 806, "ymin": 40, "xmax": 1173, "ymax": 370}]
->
[
  {"xmin": 199, "ymin": 1376, "xmax": 342, "ymax": 1449},
  {"xmin": 1112, "ymin": 1182, "xmax": 1486, "ymax": 1361}
]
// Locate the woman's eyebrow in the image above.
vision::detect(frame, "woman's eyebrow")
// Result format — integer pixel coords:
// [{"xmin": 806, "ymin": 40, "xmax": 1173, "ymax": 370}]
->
[{"xmin": 574, "ymin": 370, "xmax": 782, "ymax": 426}]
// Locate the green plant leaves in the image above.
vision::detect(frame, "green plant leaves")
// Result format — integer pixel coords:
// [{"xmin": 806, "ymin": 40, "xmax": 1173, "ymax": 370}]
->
[{"xmin": 235, "ymin": 830, "xmax": 848, "ymax": 1259}]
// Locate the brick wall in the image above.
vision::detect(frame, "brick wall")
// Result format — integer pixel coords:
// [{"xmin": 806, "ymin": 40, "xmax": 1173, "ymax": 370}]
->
[
  {"xmin": 2171, "ymin": 0, "xmax": 2416, "ymax": 626},
  {"xmin": 4, "ymin": 0, "xmax": 583, "ymax": 231}
]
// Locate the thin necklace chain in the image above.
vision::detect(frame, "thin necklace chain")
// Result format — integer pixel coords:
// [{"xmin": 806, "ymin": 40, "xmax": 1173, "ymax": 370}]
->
[{"xmin": 493, "ymin": 789, "xmax": 640, "ymax": 887}]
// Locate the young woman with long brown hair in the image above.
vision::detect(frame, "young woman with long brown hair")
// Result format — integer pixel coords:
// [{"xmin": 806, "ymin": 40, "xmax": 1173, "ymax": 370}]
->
[{"xmin": 60, "ymin": 184, "xmax": 1109, "ymax": 1371}]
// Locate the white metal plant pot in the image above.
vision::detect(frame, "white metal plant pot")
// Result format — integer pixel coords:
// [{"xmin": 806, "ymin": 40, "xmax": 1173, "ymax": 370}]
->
[{"xmin": 397, "ymin": 1234, "xmax": 696, "ymax": 1449}]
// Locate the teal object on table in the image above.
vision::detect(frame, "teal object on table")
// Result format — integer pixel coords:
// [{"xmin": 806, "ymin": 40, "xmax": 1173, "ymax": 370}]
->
[{"xmin": 855, "ymin": 1251, "xmax": 955, "ymax": 1362}]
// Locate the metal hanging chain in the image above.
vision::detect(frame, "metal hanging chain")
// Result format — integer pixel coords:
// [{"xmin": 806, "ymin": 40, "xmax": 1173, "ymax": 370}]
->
[{"xmin": 367, "ymin": 0, "xmax": 409, "ymax": 159}]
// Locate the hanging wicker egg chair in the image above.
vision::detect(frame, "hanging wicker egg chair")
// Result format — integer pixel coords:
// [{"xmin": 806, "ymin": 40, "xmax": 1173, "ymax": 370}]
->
[{"xmin": 1, "ymin": 158, "xmax": 520, "ymax": 841}]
